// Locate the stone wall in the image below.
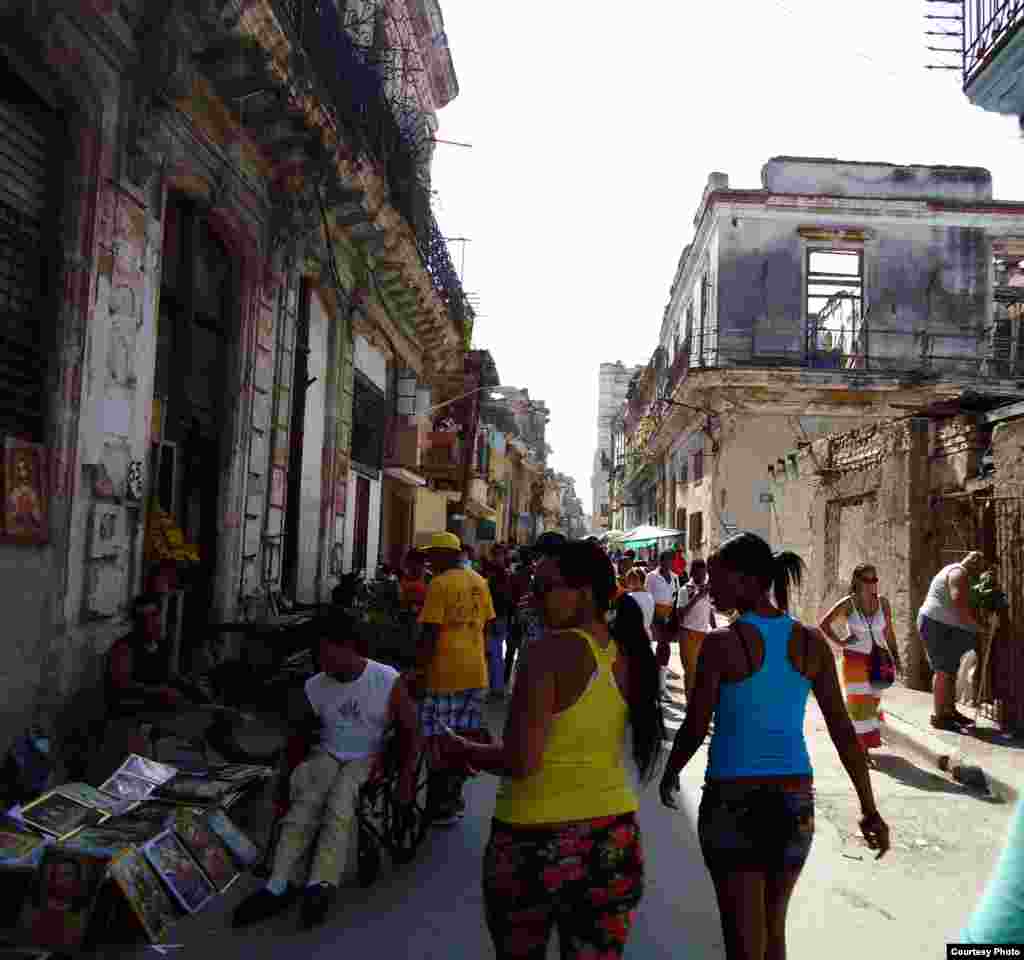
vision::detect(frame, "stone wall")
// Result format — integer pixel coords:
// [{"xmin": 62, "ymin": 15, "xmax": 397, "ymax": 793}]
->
[
  {"xmin": 992, "ymin": 417, "xmax": 1024, "ymax": 496},
  {"xmin": 771, "ymin": 416, "xmax": 982, "ymax": 690}
]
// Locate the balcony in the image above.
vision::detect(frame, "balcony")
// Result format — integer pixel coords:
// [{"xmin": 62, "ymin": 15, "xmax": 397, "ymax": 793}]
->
[
  {"xmin": 962, "ymin": 1, "xmax": 1024, "ymax": 113},
  {"xmin": 262, "ymin": 0, "xmax": 472, "ymax": 340},
  {"xmin": 419, "ymin": 431, "xmax": 463, "ymax": 490}
]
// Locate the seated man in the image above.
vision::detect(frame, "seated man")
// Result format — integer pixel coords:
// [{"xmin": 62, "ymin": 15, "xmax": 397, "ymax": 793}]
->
[
  {"xmin": 232, "ymin": 611, "xmax": 418, "ymax": 931},
  {"xmin": 108, "ymin": 594, "xmax": 248, "ymax": 756}
]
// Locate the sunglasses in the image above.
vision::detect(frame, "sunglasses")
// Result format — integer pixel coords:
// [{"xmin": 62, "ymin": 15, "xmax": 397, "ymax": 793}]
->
[{"xmin": 859, "ymin": 576, "xmax": 879, "ymax": 584}]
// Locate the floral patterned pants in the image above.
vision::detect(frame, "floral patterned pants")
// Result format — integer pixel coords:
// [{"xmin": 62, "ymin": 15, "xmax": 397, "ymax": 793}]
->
[{"xmin": 483, "ymin": 813, "xmax": 644, "ymax": 959}]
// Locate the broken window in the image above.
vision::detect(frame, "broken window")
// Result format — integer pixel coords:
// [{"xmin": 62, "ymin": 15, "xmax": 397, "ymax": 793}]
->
[{"xmin": 806, "ymin": 249, "xmax": 863, "ymax": 368}]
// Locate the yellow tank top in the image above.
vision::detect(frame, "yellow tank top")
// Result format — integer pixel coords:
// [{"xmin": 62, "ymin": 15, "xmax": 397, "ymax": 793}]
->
[{"xmin": 493, "ymin": 628, "xmax": 639, "ymax": 824}]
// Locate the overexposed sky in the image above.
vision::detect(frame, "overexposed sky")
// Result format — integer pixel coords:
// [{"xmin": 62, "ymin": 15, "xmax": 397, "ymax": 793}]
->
[{"xmin": 429, "ymin": 0, "xmax": 1024, "ymax": 519}]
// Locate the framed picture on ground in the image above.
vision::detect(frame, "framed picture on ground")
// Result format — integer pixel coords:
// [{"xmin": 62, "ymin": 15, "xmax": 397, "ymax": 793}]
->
[
  {"xmin": 20, "ymin": 791, "xmax": 104, "ymax": 841},
  {"xmin": 54, "ymin": 782, "xmax": 125, "ymax": 818},
  {"xmin": 117, "ymin": 755, "xmax": 178, "ymax": 786},
  {"xmin": 108, "ymin": 847, "xmax": 178, "ymax": 944},
  {"xmin": 142, "ymin": 830, "xmax": 215, "ymax": 914},
  {"xmin": 98, "ymin": 771, "xmax": 156, "ymax": 804},
  {"xmin": 17, "ymin": 848, "xmax": 108, "ymax": 949},
  {"xmin": 173, "ymin": 811, "xmax": 239, "ymax": 893}
]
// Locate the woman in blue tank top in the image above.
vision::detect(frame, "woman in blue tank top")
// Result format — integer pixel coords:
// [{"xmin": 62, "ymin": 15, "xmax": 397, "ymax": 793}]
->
[{"xmin": 659, "ymin": 532, "xmax": 890, "ymax": 960}]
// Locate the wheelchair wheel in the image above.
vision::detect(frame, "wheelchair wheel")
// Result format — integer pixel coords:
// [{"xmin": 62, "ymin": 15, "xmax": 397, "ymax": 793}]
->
[
  {"xmin": 388, "ymin": 749, "xmax": 431, "ymax": 864},
  {"xmin": 357, "ymin": 824, "xmax": 381, "ymax": 887}
]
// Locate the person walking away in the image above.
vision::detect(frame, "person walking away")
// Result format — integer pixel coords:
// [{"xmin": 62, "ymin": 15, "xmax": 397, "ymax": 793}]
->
[
  {"xmin": 441, "ymin": 540, "xmax": 666, "ymax": 959},
  {"xmin": 505, "ymin": 551, "xmax": 534, "ymax": 690},
  {"xmin": 678, "ymin": 559, "xmax": 716, "ymax": 700},
  {"xmin": 399, "ymin": 550, "xmax": 428, "ymax": 618},
  {"xmin": 917, "ymin": 550, "xmax": 987, "ymax": 731},
  {"xmin": 411, "ymin": 532, "xmax": 496, "ymax": 826},
  {"xmin": 818, "ymin": 564, "xmax": 902, "ymax": 766},
  {"xmin": 659, "ymin": 532, "xmax": 889, "ymax": 960},
  {"xmin": 485, "ymin": 546, "xmax": 513, "ymax": 701},
  {"xmin": 671, "ymin": 546, "xmax": 687, "ymax": 580},
  {"xmin": 232, "ymin": 612, "xmax": 418, "ymax": 930}
]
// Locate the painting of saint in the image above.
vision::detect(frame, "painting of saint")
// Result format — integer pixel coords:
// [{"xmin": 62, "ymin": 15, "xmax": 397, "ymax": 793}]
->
[
  {"xmin": 143, "ymin": 830, "xmax": 215, "ymax": 914},
  {"xmin": 3, "ymin": 440, "xmax": 47, "ymax": 543},
  {"xmin": 108, "ymin": 847, "xmax": 178, "ymax": 943}
]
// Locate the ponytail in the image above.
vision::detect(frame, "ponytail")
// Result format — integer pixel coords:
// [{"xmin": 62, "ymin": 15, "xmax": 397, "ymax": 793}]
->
[
  {"xmin": 610, "ymin": 593, "xmax": 666, "ymax": 785},
  {"xmin": 772, "ymin": 551, "xmax": 805, "ymax": 612}
]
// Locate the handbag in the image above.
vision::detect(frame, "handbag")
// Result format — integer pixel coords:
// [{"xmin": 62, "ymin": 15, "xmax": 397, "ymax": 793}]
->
[{"xmin": 858, "ymin": 604, "xmax": 896, "ymax": 688}]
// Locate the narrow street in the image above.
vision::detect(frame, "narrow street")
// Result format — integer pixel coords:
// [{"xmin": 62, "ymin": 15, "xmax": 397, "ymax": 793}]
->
[{"xmin": 116, "ymin": 660, "xmax": 1014, "ymax": 960}]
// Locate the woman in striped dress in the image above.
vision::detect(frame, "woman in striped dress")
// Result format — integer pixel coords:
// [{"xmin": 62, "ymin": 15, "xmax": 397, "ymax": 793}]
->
[{"xmin": 819, "ymin": 564, "xmax": 902, "ymax": 765}]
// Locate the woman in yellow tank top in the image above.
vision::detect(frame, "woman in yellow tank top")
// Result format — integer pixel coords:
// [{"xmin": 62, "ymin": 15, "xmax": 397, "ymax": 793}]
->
[{"xmin": 442, "ymin": 540, "xmax": 666, "ymax": 959}]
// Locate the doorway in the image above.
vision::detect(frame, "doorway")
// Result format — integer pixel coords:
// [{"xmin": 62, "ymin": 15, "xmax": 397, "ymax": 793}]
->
[
  {"xmin": 153, "ymin": 192, "xmax": 231, "ymax": 671},
  {"xmin": 353, "ymin": 474, "xmax": 371, "ymax": 575}
]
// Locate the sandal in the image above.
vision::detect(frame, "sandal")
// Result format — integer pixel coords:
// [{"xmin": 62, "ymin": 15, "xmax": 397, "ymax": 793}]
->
[
  {"xmin": 930, "ymin": 714, "xmax": 965, "ymax": 733},
  {"xmin": 951, "ymin": 709, "xmax": 976, "ymax": 728}
]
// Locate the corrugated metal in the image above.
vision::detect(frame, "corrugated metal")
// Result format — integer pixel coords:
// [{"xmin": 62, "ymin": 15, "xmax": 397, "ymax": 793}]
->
[{"xmin": 0, "ymin": 91, "xmax": 53, "ymax": 440}]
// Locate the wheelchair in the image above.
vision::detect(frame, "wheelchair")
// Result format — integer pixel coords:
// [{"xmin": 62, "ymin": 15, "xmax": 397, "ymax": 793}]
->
[{"xmin": 257, "ymin": 724, "xmax": 433, "ymax": 889}]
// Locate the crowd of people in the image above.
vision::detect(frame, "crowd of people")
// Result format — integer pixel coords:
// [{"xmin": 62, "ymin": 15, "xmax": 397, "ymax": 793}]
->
[{"xmin": 110, "ymin": 532, "xmax": 1020, "ymax": 956}]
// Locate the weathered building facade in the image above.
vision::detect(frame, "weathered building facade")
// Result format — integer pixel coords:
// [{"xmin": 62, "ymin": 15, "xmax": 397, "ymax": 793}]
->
[
  {"xmin": 590, "ymin": 361, "xmax": 641, "ymax": 531},
  {"xmin": 609, "ymin": 155, "xmax": 1024, "ymax": 695},
  {"xmin": 0, "ymin": 0, "xmax": 471, "ymax": 757}
]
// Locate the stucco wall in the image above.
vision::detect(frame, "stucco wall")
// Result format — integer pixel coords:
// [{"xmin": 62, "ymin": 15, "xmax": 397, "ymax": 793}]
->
[
  {"xmin": 992, "ymin": 418, "xmax": 1024, "ymax": 496},
  {"xmin": 761, "ymin": 158, "xmax": 993, "ymax": 202},
  {"xmin": 714, "ymin": 213, "xmax": 989, "ymax": 371}
]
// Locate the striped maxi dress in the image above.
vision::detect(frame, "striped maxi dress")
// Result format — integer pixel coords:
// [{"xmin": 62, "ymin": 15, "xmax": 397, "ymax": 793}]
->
[{"xmin": 841, "ymin": 604, "xmax": 888, "ymax": 750}]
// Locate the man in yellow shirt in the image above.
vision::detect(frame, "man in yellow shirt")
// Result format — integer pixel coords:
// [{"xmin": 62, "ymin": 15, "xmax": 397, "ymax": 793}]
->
[{"xmin": 411, "ymin": 532, "xmax": 496, "ymax": 825}]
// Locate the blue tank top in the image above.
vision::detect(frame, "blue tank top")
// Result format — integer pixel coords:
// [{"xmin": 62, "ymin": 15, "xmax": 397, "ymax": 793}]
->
[{"xmin": 706, "ymin": 612, "xmax": 813, "ymax": 779}]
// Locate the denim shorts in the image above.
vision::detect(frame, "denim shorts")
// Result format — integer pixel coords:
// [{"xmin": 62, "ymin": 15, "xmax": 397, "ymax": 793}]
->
[
  {"xmin": 918, "ymin": 614, "xmax": 976, "ymax": 675},
  {"xmin": 697, "ymin": 783, "xmax": 814, "ymax": 872}
]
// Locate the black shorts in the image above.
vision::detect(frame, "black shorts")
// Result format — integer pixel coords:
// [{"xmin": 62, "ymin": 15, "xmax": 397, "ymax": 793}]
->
[{"xmin": 698, "ymin": 783, "xmax": 814, "ymax": 873}]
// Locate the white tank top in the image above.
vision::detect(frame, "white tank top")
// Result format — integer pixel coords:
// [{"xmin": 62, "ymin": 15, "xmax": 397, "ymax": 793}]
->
[
  {"xmin": 305, "ymin": 660, "xmax": 399, "ymax": 762},
  {"xmin": 846, "ymin": 603, "xmax": 885, "ymax": 655}
]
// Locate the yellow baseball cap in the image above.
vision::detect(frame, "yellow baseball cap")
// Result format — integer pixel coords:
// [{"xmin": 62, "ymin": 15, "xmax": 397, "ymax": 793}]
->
[{"xmin": 427, "ymin": 532, "xmax": 462, "ymax": 551}]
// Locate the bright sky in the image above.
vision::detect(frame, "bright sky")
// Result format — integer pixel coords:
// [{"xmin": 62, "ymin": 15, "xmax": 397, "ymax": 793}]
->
[{"xmin": 429, "ymin": 0, "xmax": 1024, "ymax": 520}]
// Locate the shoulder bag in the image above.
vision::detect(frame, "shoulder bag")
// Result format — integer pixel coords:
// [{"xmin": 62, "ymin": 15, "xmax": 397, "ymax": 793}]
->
[{"xmin": 860, "ymin": 604, "xmax": 896, "ymax": 689}]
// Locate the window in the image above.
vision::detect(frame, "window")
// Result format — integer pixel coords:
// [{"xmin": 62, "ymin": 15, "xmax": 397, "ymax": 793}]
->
[
  {"xmin": 351, "ymin": 369, "xmax": 388, "ymax": 473},
  {"xmin": 600, "ymin": 503, "xmax": 609, "ymax": 518},
  {"xmin": 689, "ymin": 511, "xmax": 703, "ymax": 552},
  {"xmin": 676, "ymin": 508, "xmax": 687, "ymax": 544},
  {"xmin": 0, "ymin": 61, "xmax": 63, "ymax": 441},
  {"xmin": 806, "ymin": 249, "xmax": 863, "ymax": 367},
  {"xmin": 693, "ymin": 449, "xmax": 704, "ymax": 483}
]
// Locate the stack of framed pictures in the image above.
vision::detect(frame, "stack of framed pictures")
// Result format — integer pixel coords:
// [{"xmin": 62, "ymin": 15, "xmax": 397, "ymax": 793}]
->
[{"xmin": 1, "ymin": 752, "xmax": 267, "ymax": 949}]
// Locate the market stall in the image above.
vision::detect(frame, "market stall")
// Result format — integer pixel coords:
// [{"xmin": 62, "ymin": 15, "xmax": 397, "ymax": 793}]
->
[{"xmin": 0, "ymin": 755, "xmax": 273, "ymax": 951}]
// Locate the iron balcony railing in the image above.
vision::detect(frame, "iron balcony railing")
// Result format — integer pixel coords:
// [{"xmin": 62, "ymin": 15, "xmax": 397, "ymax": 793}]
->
[
  {"xmin": 963, "ymin": 0, "xmax": 1024, "ymax": 90},
  {"xmin": 270, "ymin": 0, "xmax": 471, "ymax": 338}
]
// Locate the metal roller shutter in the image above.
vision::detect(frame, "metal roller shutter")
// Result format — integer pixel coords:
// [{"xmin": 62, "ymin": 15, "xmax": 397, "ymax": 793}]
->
[{"xmin": 0, "ymin": 73, "xmax": 57, "ymax": 441}]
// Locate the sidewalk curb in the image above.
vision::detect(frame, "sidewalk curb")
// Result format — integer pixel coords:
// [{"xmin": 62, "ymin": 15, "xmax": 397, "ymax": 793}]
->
[{"xmin": 882, "ymin": 712, "xmax": 1020, "ymax": 806}]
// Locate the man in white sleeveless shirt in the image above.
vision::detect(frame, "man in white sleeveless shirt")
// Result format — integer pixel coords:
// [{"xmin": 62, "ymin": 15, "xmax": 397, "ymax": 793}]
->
[{"xmin": 233, "ymin": 612, "xmax": 418, "ymax": 931}]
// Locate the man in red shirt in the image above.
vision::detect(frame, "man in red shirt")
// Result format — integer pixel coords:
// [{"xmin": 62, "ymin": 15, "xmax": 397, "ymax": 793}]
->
[{"xmin": 671, "ymin": 546, "xmax": 687, "ymax": 579}]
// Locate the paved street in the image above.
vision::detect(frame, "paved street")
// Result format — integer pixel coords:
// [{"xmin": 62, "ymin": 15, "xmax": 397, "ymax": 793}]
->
[{"xmin": 113, "ymin": 653, "xmax": 1014, "ymax": 960}]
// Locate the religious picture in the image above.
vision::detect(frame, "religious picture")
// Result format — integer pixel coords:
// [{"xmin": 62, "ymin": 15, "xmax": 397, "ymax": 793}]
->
[
  {"xmin": 17, "ymin": 848, "xmax": 108, "ymax": 949},
  {"xmin": 98, "ymin": 770, "xmax": 157, "ymax": 804},
  {"xmin": 173, "ymin": 811, "xmax": 239, "ymax": 892},
  {"xmin": 108, "ymin": 847, "xmax": 178, "ymax": 944},
  {"xmin": 61, "ymin": 826, "xmax": 140, "ymax": 858},
  {"xmin": 117, "ymin": 755, "xmax": 178, "ymax": 786},
  {"xmin": 3, "ymin": 438, "xmax": 47, "ymax": 544},
  {"xmin": 205, "ymin": 810, "xmax": 260, "ymax": 868},
  {"xmin": 142, "ymin": 830, "xmax": 215, "ymax": 914},
  {"xmin": 20, "ymin": 791, "xmax": 104, "ymax": 840},
  {"xmin": 203, "ymin": 763, "xmax": 273, "ymax": 783}
]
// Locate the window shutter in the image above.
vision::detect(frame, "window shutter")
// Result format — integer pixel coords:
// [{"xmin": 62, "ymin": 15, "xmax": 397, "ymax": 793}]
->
[{"xmin": 0, "ymin": 89, "xmax": 57, "ymax": 441}]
